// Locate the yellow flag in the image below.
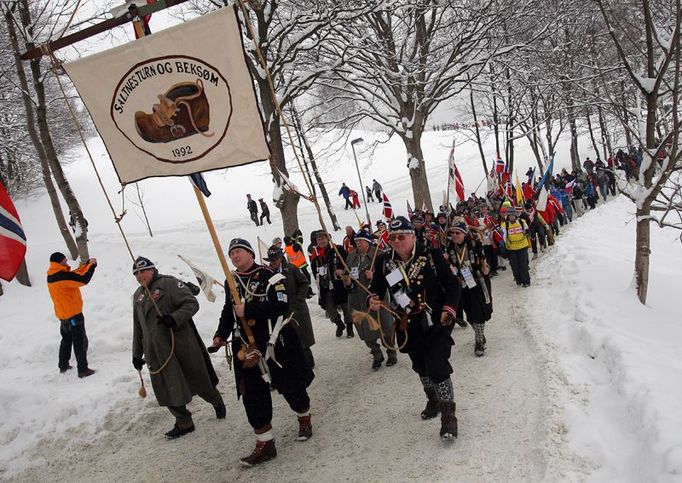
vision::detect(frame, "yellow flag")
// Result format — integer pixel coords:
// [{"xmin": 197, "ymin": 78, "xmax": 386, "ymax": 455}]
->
[{"xmin": 515, "ymin": 173, "xmax": 524, "ymax": 205}]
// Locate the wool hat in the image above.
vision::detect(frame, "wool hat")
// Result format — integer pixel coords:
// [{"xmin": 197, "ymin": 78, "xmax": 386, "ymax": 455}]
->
[
  {"xmin": 450, "ymin": 221, "xmax": 468, "ymax": 234},
  {"xmin": 389, "ymin": 216, "xmax": 414, "ymax": 234},
  {"xmin": 354, "ymin": 230, "xmax": 373, "ymax": 244},
  {"xmin": 228, "ymin": 238, "xmax": 255, "ymax": 257},
  {"xmin": 264, "ymin": 245, "xmax": 283, "ymax": 262},
  {"xmin": 132, "ymin": 256, "xmax": 155, "ymax": 274},
  {"xmin": 49, "ymin": 252, "xmax": 67, "ymax": 263}
]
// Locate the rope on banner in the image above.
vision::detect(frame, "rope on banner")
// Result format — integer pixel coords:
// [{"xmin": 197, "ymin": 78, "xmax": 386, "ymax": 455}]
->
[{"xmin": 44, "ymin": 46, "xmax": 174, "ymax": 376}]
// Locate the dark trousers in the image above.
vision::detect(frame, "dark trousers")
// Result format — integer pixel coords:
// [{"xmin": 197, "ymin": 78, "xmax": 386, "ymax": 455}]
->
[
  {"xmin": 406, "ymin": 326, "xmax": 454, "ymax": 384},
  {"xmin": 507, "ymin": 248, "xmax": 531, "ymax": 285},
  {"xmin": 344, "ymin": 197, "xmax": 352, "ymax": 209},
  {"xmin": 374, "ymin": 190, "xmax": 382, "ymax": 202},
  {"xmin": 167, "ymin": 386, "xmax": 224, "ymax": 429},
  {"xmin": 483, "ymin": 244, "xmax": 499, "ymax": 272},
  {"xmin": 249, "ymin": 210, "xmax": 260, "ymax": 226},
  {"xmin": 59, "ymin": 313, "xmax": 89, "ymax": 373},
  {"xmin": 242, "ymin": 371, "xmax": 310, "ymax": 430},
  {"xmin": 260, "ymin": 211, "xmax": 271, "ymax": 224}
]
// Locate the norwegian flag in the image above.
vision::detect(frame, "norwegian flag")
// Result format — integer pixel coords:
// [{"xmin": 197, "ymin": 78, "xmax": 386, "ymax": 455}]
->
[
  {"xmin": 382, "ymin": 193, "xmax": 393, "ymax": 220},
  {"xmin": 447, "ymin": 139, "xmax": 465, "ymax": 202},
  {"xmin": 0, "ymin": 182, "xmax": 27, "ymax": 282},
  {"xmin": 495, "ymin": 154, "xmax": 505, "ymax": 174}
]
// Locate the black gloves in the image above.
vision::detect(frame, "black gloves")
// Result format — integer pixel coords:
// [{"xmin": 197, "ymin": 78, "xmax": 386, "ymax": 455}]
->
[
  {"xmin": 158, "ymin": 314, "xmax": 177, "ymax": 329},
  {"xmin": 132, "ymin": 357, "xmax": 145, "ymax": 371}
]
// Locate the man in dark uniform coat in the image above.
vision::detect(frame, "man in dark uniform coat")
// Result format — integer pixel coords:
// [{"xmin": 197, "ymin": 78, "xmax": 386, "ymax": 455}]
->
[
  {"xmin": 212, "ymin": 239, "xmax": 314, "ymax": 466},
  {"xmin": 369, "ymin": 217, "xmax": 461, "ymax": 439}
]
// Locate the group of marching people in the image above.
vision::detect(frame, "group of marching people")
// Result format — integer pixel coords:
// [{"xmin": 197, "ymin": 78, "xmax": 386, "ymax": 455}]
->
[{"xmin": 115, "ymin": 161, "xmax": 616, "ymax": 468}]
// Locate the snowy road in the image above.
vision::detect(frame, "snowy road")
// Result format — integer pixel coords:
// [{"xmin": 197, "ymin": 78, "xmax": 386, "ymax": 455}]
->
[{"xmin": 10, "ymin": 269, "xmax": 564, "ymax": 483}]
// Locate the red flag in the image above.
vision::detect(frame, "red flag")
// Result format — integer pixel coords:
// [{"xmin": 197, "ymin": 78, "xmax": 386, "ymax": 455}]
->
[
  {"xmin": 454, "ymin": 164, "xmax": 465, "ymax": 201},
  {"xmin": 382, "ymin": 193, "xmax": 393, "ymax": 219},
  {"xmin": 406, "ymin": 200, "xmax": 414, "ymax": 218},
  {"xmin": 495, "ymin": 154, "xmax": 504, "ymax": 174},
  {"xmin": 0, "ymin": 182, "xmax": 27, "ymax": 281}
]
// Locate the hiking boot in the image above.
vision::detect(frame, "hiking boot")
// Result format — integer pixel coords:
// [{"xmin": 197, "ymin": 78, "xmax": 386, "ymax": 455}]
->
[
  {"xmin": 59, "ymin": 364, "xmax": 73, "ymax": 374},
  {"xmin": 240, "ymin": 439, "xmax": 277, "ymax": 466},
  {"xmin": 439, "ymin": 401, "xmax": 458, "ymax": 440},
  {"xmin": 335, "ymin": 322, "xmax": 344, "ymax": 338},
  {"xmin": 455, "ymin": 317, "xmax": 468, "ymax": 328},
  {"xmin": 78, "ymin": 368, "xmax": 96, "ymax": 378},
  {"xmin": 165, "ymin": 424, "xmax": 195, "ymax": 440},
  {"xmin": 386, "ymin": 352, "xmax": 398, "ymax": 367},
  {"xmin": 134, "ymin": 80, "xmax": 211, "ymax": 144},
  {"xmin": 522, "ymin": 283, "xmax": 530, "ymax": 288},
  {"xmin": 532, "ymin": 253, "xmax": 538, "ymax": 260},
  {"xmin": 297, "ymin": 415, "xmax": 312, "ymax": 441},
  {"xmin": 346, "ymin": 331, "xmax": 355, "ymax": 339},
  {"xmin": 474, "ymin": 341, "xmax": 485, "ymax": 357},
  {"xmin": 214, "ymin": 403, "xmax": 226, "ymax": 419},
  {"xmin": 371, "ymin": 354, "xmax": 385, "ymax": 371},
  {"xmin": 421, "ymin": 388, "xmax": 440, "ymax": 420}
]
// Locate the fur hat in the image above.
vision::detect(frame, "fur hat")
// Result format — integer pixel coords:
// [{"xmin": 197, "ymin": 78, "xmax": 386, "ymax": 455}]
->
[
  {"xmin": 228, "ymin": 238, "xmax": 255, "ymax": 257},
  {"xmin": 264, "ymin": 245, "xmax": 283, "ymax": 262},
  {"xmin": 132, "ymin": 256, "xmax": 155, "ymax": 274},
  {"xmin": 389, "ymin": 216, "xmax": 414, "ymax": 234}
]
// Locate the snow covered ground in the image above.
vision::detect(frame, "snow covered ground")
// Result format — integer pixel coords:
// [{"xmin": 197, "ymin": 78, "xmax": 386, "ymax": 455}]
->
[{"xmin": 1, "ymin": 128, "xmax": 681, "ymax": 482}]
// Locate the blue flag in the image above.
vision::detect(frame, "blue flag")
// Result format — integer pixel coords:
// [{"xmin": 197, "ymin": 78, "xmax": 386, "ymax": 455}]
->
[
  {"xmin": 536, "ymin": 157, "xmax": 554, "ymax": 193},
  {"xmin": 189, "ymin": 173, "xmax": 211, "ymax": 197}
]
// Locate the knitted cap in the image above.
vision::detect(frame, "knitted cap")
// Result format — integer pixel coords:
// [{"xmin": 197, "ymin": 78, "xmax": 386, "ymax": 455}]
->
[
  {"xmin": 228, "ymin": 238, "xmax": 255, "ymax": 257},
  {"xmin": 389, "ymin": 216, "xmax": 414, "ymax": 234},
  {"xmin": 354, "ymin": 230, "xmax": 374, "ymax": 243},
  {"xmin": 132, "ymin": 256, "xmax": 155, "ymax": 274}
]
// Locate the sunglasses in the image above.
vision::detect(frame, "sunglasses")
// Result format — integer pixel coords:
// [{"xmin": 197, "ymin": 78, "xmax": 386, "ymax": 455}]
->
[{"xmin": 389, "ymin": 233, "xmax": 409, "ymax": 241}]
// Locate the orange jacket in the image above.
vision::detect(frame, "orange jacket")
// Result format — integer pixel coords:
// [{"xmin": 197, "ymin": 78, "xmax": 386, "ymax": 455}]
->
[
  {"xmin": 285, "ymin": 244, "xmax": 308, "ymax": 268},
  {"xmin": 47, "ymin": 261, "xmax": 96, "ymax": 320}
]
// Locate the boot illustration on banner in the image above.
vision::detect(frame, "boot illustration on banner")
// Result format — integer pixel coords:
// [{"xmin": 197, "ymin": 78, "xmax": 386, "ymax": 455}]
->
[{"xmin": 135, "ymin": 79, "xmax": 214, "ymax": 143}]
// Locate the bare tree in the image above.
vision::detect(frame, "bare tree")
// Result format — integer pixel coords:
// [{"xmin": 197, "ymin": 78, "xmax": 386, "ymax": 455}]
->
[
  {"xmin": 594, "ymin": 0, "xmax": 682, "ymax": 304},
  {"xmin": 319, "ymin": 0, "xmax": 545, "ymax": 210}
]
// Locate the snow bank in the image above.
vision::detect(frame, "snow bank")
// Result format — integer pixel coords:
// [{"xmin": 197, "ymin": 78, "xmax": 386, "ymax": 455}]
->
[{"xmin": 527, "ymin": 196, "xmax": 682, "ymax": 482}]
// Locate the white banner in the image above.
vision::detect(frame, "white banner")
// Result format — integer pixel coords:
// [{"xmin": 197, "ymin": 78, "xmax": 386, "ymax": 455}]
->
[{"xmin": 64, "ymin": 7, "xmax": 270, "ymax": 184}]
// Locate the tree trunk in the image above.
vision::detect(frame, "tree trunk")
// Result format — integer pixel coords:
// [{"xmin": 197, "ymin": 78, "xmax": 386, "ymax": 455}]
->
[
  {"xmin": 569, "ymin": 114, "xmax": 580, "ymax": 170},
  {"xmin": 16, "ymin": 259, "xmax": 31, "ymax": 286},
  {"xmin": 585, "ymin": 108, "xmax": 601, "ymax": 160},
  {"xmin": 621, "ymin": 81, "xmax": 633, "ymax": 148},
  {"xmin": 290, "ymin": 105, "xmax": 340, "ymax": 231},
  {"xmin": 469, "ymin": 86, "xmax": 488, "ymax": 175},
  {"xmin": 403, "ymin": 134, "xmax": 433, "ymax": 212},
  {"xmin": 597, "ymin": 106, "xmax": 612, "ymax": 160},
  {"xmin": 489, "ymin": 65, "xmax": 501, "ymax": 156},
  {"xmin": 17, "ymin": 0, "xmax": 89, "ymax": 260},
  {"xmin": 634, "ymin": 206, "xmax": 651, "ymax": 304},
  {"xmin": 5, "ymin": 7, "xmax": 77, "ymax": 259},
  {"xmin": 259, "ymin": 83, "xmax": 300, "ymax": 235}
]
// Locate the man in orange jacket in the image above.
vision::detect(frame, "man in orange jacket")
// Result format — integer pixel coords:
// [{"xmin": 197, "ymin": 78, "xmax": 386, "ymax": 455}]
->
[{"xmin": 47, "ymin": 252, "xmax": 97, "ymax": 378}]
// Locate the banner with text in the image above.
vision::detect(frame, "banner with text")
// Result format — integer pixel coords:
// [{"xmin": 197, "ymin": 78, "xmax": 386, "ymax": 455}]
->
[{"xmin": 64, "ymin": 7, "xmax": 270, "ymax": 184}]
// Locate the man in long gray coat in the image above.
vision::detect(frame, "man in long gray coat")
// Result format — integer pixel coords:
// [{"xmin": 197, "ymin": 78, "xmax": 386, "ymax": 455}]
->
[
  {"xmin": 132, "ymin": 256, "xmax": 225, "ymax": 439},
  {"xmin": 265, "ymin": 245, "xmax": 316, "ymax": 369},
  {"xmin": 344, "ymin": 231, "xmax": 397, "ymax": 370}
]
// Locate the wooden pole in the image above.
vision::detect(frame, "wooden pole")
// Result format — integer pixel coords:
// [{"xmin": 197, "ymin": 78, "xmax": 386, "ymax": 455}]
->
[{"xmin": 191, "ymin": 185, "xmax": 259, "ymax": 350}]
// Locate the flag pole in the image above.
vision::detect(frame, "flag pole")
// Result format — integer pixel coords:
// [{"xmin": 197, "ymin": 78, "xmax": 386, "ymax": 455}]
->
[
  {"xmin": 256, "ymin": 236, "xmax": 264, "ymax": 264},
  {"xmin": 191, "ymin": 185, "xmax": 269, "ymax": 382}
]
